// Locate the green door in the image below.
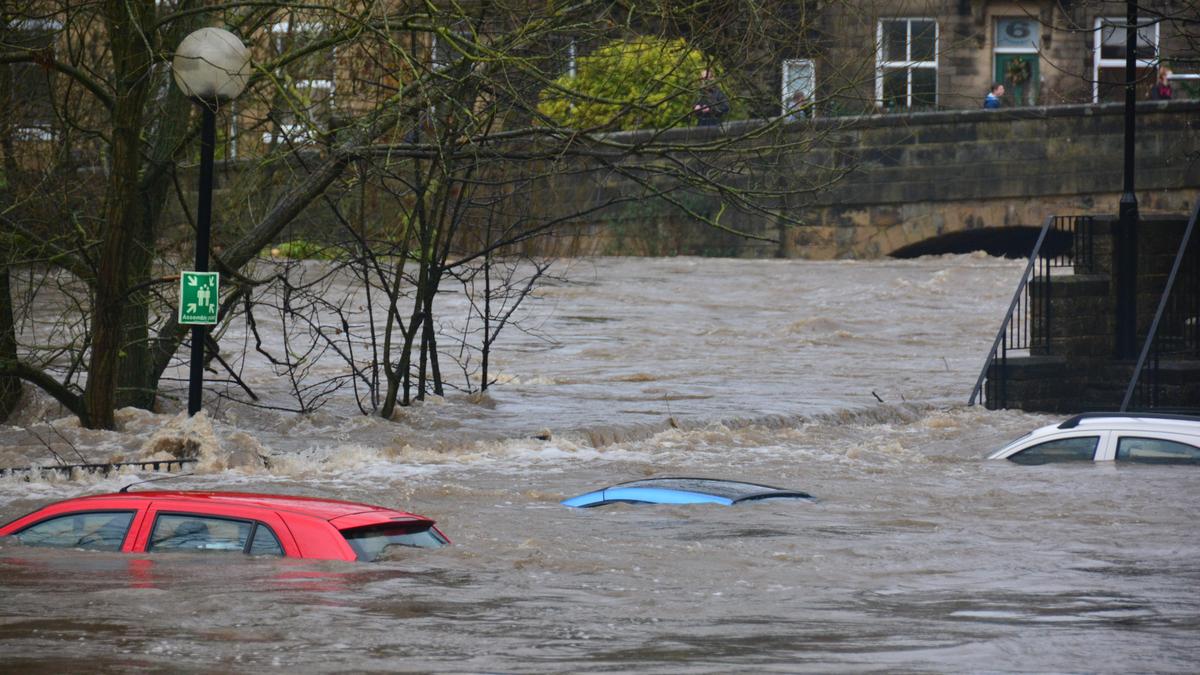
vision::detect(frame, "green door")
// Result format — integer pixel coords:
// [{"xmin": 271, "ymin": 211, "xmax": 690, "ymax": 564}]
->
[{"xmin": 995, "ymin": 54, "xmax": 1039, "ymax": 106}]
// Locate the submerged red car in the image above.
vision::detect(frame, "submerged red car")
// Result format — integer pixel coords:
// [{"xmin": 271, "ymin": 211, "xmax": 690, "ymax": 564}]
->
[{"xmin": 0, "ymin": 490, "xmax": 448, "ymax": 562}]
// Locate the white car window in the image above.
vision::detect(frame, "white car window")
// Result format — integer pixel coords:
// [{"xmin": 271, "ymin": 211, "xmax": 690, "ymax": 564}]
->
[
  {"xmin": 1010, "ymin": 436, "xmax": 1099, "ymax": 464},
  {"xmin": 1116, "ymin": 436, "xmax": 1200, "ymax": 464}
]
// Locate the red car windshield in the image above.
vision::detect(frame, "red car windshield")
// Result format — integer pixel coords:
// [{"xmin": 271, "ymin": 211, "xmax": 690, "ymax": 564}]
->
[{"xmin": 340, "ymin": 523, "xmax": 448, "ymax": 562}]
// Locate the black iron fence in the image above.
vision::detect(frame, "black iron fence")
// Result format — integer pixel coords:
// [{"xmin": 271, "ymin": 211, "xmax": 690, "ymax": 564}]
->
[
  {"xmin": 969, "ymin": 214, "xmax": 1096, "ymax": 408},
  {"xmin": 1121, "ymin": 200, "xmax": 1200, "ymax": 411}
]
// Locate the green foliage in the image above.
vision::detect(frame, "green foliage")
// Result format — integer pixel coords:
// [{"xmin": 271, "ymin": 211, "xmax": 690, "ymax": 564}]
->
[{"xmin": 538, "ymin": 37, "xmax": 716, "ymax": 131}]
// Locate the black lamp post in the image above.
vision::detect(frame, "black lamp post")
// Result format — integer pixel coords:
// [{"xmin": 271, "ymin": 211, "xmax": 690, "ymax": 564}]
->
[
  {"xmin": 172, "ymin": 28, "xmax": 250, "ymax": 415},
  {"xmin": 1114, "ymin": 1, "xmax": 1140, "ymax": 359}
]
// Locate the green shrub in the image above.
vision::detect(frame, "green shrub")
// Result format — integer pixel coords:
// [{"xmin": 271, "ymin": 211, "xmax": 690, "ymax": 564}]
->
[
  {"xmin": 268, "ymin": 239, "xmax": 340, "ymax": 260},
  {"xmin": 538, "ymin": 37, "xmax": 717, "ymax": 131}
]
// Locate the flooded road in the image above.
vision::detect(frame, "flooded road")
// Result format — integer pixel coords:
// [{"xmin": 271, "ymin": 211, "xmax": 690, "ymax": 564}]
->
[{"xmin": 2, "ymin": 256, "xmax": 1198, "ymax": 672}]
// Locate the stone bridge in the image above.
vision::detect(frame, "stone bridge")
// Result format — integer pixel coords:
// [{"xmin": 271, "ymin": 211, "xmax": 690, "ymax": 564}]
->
[{"xmin": 555, "ymin": 99, "xmax": 1200, "ymax": 259}]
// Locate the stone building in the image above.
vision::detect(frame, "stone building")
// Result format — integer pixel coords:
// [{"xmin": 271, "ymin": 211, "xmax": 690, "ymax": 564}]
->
[
  {"xmin": 785, "ymin": 1, "xmax": 1197, "ymax": 116},
  {"xmin": 4, "ymin": 2, "xmax": 1195, "ymax": 162}
]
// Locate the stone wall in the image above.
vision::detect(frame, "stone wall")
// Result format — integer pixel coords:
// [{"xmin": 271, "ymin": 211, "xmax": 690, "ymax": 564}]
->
[
  {"xmin": 190, "ymin": 99, "xmax": 1199, "ymax": 261},
  {"xmin": 553, "ymin": 99, "xmax": 1199, "ymax": 259}
]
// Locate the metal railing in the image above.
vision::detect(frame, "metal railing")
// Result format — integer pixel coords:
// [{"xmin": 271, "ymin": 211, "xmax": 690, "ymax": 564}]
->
[
  {"xmin": 0, "ymin": 458, "xmax": 197, "ymax": 479},
  {"xmin": 968, "ymin": 214, "xmax": 1095, "ymax": 408},
  {"xmin": 1121, "ymin": 199, "xmax": 1200, "ymax": 411}
]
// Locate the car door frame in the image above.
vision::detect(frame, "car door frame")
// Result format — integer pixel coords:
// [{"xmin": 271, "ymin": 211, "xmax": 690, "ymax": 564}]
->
[
  {"xmin": 0, "ymin": 498, "xmax": 153, "ymax": 553},
  {"xmin": 1104, "ymin": 429, "xmax": 1200, "ymax": 462},
  {"xmin": 132, "ymin": 501, "xmax": 300, "ymax": 557},
  {"xmin": 1002, "ymin": 430, "xmax": 1112, "ymax": 461},
  {"xmin": 1092, "ymin": 430, "xmax": 1117, "ymax": 461}
]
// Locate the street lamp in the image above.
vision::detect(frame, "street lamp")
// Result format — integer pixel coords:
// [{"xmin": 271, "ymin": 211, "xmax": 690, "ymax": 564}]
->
[
  {"xmin": 1115, "ymin": 1, "xmax": 1140, "ymax": 359},
  {"xmin": 172, "ymin": 27, "xmax": 251, "ymax": 416}
]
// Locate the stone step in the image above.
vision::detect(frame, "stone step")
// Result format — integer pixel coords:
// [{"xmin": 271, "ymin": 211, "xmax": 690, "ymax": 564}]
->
[{"xmin": 985, "ymin": 354, "xmax": 1200, "ymax": 412}]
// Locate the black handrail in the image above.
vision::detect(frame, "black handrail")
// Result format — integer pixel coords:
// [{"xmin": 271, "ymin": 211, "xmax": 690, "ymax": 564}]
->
[
  {"xmin": 1120, "ymin": 198, "xmax": 1200, "ymax": 411},
  {"xmin": 968, "ymin": 215, "xmax": 1052, "ymax": 407},
  {"xmin": 969, "ymin": 215, "xmax": 1094, "ymax": 407}
]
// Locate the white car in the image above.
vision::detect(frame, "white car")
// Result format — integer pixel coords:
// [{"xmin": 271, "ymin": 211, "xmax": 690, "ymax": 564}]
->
[{"xmin": 989, "ymin": 413, "xmax": 1200, "ymax": 465}]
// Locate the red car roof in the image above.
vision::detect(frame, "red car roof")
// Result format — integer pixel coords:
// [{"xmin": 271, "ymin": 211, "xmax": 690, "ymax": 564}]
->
[{"xmin": 59, "ymin": 491, "xmax": 419, "ymax": 522}]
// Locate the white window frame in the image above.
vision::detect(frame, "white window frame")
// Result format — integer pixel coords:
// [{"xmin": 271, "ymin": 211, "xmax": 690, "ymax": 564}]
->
[
  {"xmin": 1092, "ymin": 16, "xmax": 1160, "ymax": 102},
  {"xmin": 876, "ymin": 18, "xmax": 938, "ymax": 108},
  {"xmin": 263, "ymin": 21, "xmax": 335, "ymax": 145},
  {"xmin": 781, "ymin": 58, "xmax": 815, "ymax": 117}
]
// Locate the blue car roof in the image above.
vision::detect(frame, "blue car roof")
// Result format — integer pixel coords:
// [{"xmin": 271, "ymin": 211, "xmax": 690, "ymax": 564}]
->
[{"xmin": 561, "ymin": 477, "xmax": 814, "ymax": 508}]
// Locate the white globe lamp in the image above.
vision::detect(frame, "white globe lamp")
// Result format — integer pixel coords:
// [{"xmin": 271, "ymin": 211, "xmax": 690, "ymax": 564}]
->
[{"xmin": 172, "ymin": 27, "xmax": 250, "ymax": 104}]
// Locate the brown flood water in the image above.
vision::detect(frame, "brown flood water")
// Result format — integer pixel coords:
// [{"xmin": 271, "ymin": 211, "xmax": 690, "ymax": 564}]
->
[{"xmin": 1, "ymin": 256, "xmax": 1197, "ymax": 672}]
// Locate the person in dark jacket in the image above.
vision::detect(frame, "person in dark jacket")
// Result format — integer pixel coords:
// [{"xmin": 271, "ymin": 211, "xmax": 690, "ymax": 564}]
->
[{"xmin": 693, "ymin": 69, "xmax": 730, "ymax": 126}]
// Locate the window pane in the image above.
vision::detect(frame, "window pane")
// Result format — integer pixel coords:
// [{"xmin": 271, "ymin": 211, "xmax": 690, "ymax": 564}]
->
[
  {"xmin": 14, "ymin": 511, "xmax": 134, "ymax": 551},
  {"xmin": 1100, "ymin": 19, "xmax": 1157, "ymax": 60},
  {"xmin": 882, "ymin": 68, "xmax": 908, "ymax": 108},
  {"xmin": 883, "ymin": 21, "xmax": 907, "ymax": 62},
  {"xmin": 1116, "ymin": 437, "xmax": 1200, "ymax": 464},
  {"xmin": 910, "ymin": 21, "xmax": 936, "ymax": 62},
  {"xmin": 911, "ymin": 67, "xmax": 937, "ymax": 106},
  {"xmin": 341, "ymin": 524, "xmax": 448, "ymax": 562},
  {"xmin": 782, "ymin": 59, "xmax": 815, "ymax": 115},
  {"xmin": 1100, "ymin": 20, "xmax": 1125, "ymax": 60},
  {"xmin": 249, "ymin": 524, "xmax": 285, "ymax": 557},
  {"xmin": 783, "ymin": 59, "xmax": 815, "ymax": 98},
  {"xmin": 996, "ymin": 18, "xmax": 1039, "ymax": 50},
  {"xmin": 1135, "ymin": 24, "xmax": 1157, "ymax": 59},
  {"xmin": 1010, "ymin": 436, "xmax": 1099, "ymax": 464},
  {"xmin": 149, "ymin": 514, "xmax": 251, "ymax": 553}
]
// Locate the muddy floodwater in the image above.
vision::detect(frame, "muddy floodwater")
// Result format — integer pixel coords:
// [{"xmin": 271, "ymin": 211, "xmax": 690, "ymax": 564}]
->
[{"xmin": 1, "ymin": 256, "xmax": 1198, "ymax": 672}]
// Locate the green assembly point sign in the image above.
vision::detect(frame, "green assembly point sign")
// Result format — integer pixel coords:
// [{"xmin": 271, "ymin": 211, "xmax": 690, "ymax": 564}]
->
[{"xmin": 179, "ymin": 271, "xmax": 219, "ymax": 325}]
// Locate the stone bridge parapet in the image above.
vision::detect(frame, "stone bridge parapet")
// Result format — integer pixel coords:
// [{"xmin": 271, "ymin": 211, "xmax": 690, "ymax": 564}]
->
[{"xmin": 559, "ymin": 100, "xmax": 1199, "ymax": 258}]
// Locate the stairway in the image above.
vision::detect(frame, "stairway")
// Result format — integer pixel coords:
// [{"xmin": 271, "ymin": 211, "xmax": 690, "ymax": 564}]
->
[{"xmin": 979, "ymin": 213, "xmax": 1200, "ymax": 413}]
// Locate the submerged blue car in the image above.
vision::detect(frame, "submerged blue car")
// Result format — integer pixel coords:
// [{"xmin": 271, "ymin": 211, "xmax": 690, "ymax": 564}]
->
[{"xmin": 561, "ymin": 477, "xmax": 814, "ymax": 508}]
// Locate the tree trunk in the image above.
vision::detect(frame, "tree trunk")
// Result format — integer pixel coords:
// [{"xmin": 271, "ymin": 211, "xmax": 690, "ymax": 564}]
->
[
  {"xmin": 0, "ymin": 268, "xmax": 21, "ymax": 421},
  {"xmin": 83, "ymin": 0, "xmax": 155, "ymax": 429},
  {"xmin": 117, "ymin": 13, "xmax": 202, "ymax": 411}
]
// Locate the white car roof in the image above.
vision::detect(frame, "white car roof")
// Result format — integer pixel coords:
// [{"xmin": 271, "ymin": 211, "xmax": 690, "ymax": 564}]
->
[
  {"xmin": 990, "ymin": 412, "xmax": 1200, "ymax": 460},
  {"xmin": 1055, "ymin": 413, "xmax": 1200, "ymax": 433}
]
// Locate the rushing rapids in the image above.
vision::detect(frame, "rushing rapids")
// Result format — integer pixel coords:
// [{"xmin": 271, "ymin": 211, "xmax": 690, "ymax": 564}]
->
[{"xmin": 1, "ymin": 255, "xmax": 1197, "ymax": 672}]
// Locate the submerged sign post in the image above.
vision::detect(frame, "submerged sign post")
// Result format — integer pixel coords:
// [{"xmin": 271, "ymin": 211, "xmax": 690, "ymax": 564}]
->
[{"xmin": 179, "ymin": 271, "xmax": 219, "ymax": 325}]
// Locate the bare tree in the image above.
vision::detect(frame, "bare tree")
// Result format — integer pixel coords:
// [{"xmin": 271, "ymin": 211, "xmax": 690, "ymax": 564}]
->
[{"xmin": 1, "ymin": 1, "xmax": 857, "ymax": 428}]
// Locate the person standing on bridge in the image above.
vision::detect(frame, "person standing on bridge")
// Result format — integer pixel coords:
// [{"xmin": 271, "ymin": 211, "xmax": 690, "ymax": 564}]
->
[
  {"xmin": 983, "ymin": 82, "xmax": 1004, "ymax": 109},
  {"xmin": 1150, "ymin": 66, "xmax": 1173, "ymax": 100},
  {"xmin": 694, "ymin": 69, "xmax": 730, "ymax": 126}
]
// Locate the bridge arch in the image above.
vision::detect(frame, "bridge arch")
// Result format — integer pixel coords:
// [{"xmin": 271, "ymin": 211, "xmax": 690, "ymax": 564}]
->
[{"xmin": 887, "ymin": 225, "xmax": 1073, "ymax": 259}]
